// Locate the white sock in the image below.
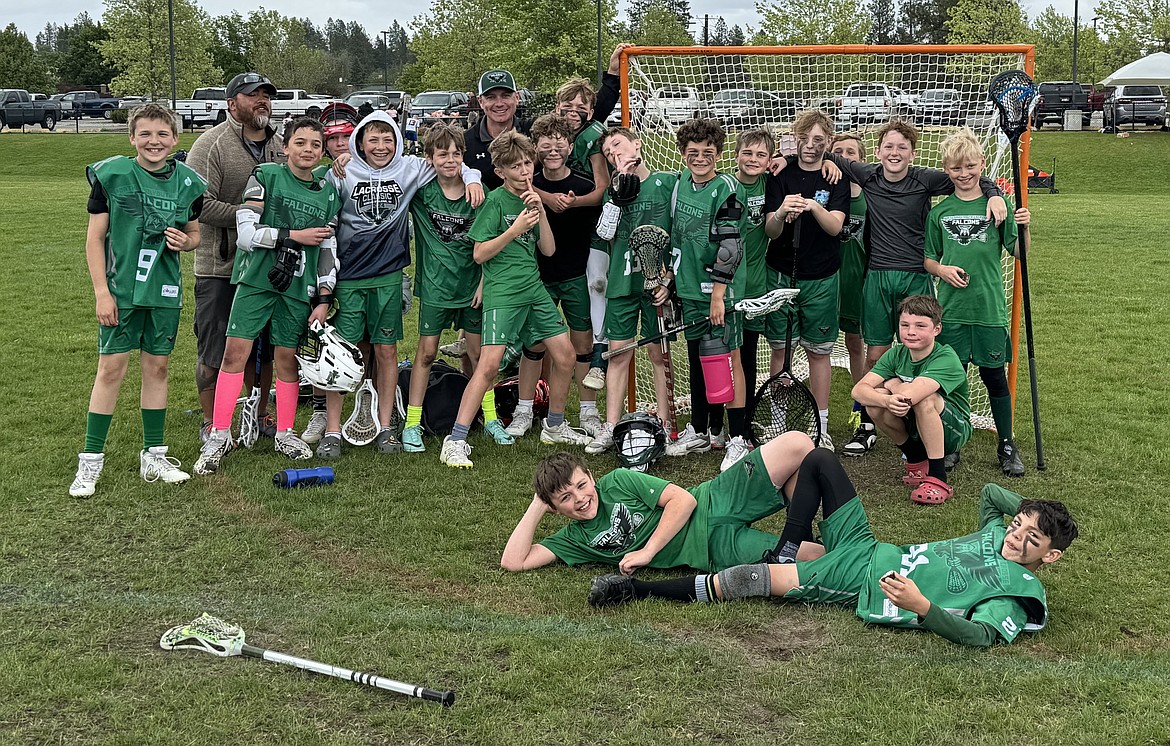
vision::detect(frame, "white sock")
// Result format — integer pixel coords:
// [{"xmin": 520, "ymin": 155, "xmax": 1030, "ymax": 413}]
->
[
  {"xmin": 819, "ymin": 409, "xmax": 829, "ymax": 435},
  {"xmin": 580, "ymin": 401, "xmax": 598, "ymax": 416},
  {"xmin": 516, "ymin": 399, "xmax": 533, "ymax": 414}
]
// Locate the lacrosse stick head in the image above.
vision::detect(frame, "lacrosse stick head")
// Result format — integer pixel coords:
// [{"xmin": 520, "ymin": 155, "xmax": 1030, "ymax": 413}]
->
[
  {"xmin": 737, "ymin": 288, "xmax": 800, "ymax": 320},
  {"xmin": 160, "ymin": 613, "xmax": 245, "ymax": 657},
  {"xmin": 629, "ymin": 224, "xmax": 670, "ymax": 292},
  {"xmin": 989, "ymin": 70, "xmax": 1037, "ymax": 143}
]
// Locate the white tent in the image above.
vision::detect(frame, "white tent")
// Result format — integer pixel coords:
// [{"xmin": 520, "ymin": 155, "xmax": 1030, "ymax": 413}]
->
[{"xmin": 1100, "ymin": 52, "xmax": 1170, "ymax": 86}]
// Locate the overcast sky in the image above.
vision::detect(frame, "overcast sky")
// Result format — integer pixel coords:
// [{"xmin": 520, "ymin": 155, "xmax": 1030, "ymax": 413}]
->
[{"xmin": 11, "ymin": 0, "xmax": 1086, "ymax": 46}]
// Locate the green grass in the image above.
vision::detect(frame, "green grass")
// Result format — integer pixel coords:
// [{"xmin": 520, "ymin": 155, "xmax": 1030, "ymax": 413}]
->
[{"xmin": 3, "ymin": 130, "xmax": 1170, "ymax": 744}]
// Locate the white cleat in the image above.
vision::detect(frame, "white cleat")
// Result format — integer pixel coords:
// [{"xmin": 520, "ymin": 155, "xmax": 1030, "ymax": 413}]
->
[
  {"xmin": 301, "ymin": 410, "xmax": 328, "ymax": 444},
  {"xmin": 505, "ymin": 410, "xmax": 534, "ymax": 438},
  {"xmin": 274, "ymin": 430, "xmax": 313, "ymax": 460},
  {"xmin": 440, "ymin": 436, "xmax": 474, "ymax": 468},
  {"xmin": 585, "ymin": 422, "xmax": 615, "ymax": 455},
  {"xmin": 719, "ymin": 436, "xmax": 751, "ymax": 472},
  {"xmin": 69, "ymin": 452, "xmax": 105, "ymax": 498},
  {"xmin": 140, "ymin": 445, "xmax": 191, "ymax": 484},
  {"xmin": 665, "ymin": 423, "xmax": 711, "ymax": 457},
  {"xmin": 194, "ymin": 430, "xmax": 233, "ymax": 475},
  {"xmin": 540, "ymin": 419, "xmax": 593, "ymax": 446}
]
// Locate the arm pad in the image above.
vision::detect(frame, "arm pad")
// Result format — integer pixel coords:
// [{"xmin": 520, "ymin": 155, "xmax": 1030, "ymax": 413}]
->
[
  {"xmin": 235, "ymin": 204, "xmax": 283, "ymax": 252},
  {"xmin": 315, "ymin": 235, "xmax": 338, "ymax": 295},
  {"xmin": 709, "ymin": 194, "xmax": 743, "ymax": 284}
]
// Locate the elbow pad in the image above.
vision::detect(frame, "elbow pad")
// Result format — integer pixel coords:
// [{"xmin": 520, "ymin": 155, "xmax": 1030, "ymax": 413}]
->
[
  {"xmin": 316, "ymin": 236, "xmax": 338, "ymax": 294},
  {"xmin": 236, "ymin": 205, "xmax": 281, "ymax": 251},
  {"xmin": 710, "ymin": 235, "xmax": 742, "ymax": 285}
]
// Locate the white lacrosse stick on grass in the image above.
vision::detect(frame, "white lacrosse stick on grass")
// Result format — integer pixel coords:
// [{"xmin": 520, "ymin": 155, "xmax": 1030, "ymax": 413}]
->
[
  {"xmin": 237, "ymin": 388, "xmax": 262, "ymax": 449},
  {"xmin": 160, "ymin": 613, "xmax": 455, "ymax": 706}
]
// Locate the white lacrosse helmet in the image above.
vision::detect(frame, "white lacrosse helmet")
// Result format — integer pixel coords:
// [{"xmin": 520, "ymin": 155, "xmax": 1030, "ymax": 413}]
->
[
  {"xmin": 613, "ymin": 412, "xmax": 667, "ymax": 473},
  {"xmin": 296, "ymin": 321, "xmax": 365, "ymax": 393}
]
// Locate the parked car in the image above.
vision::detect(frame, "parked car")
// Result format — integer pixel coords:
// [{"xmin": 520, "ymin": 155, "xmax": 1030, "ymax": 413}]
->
[
  {"xmin": 913, "ymin": 88, "xmax": 965, "ymax": 126},
  {"xmin": 890, "ymin": 86, "xmax": 918, "ymax": 117},
  {"xmin": 646, "ymin": 86, "xmax": 705, "ymax": 125},
  {"xmin": 409, "ymin": 90, "xmax": 470, "ymax": 119},
  {"xmin": 29, "ymin": 93, "xmax": 48, "ymax": 102},
  {"xmin": 270, "ymin": 89, "xmax": 344, "ymax": 119},
  {"xmin": 709, "ymin": 88, "xmax": 799, "ymax": 128},
  {"xmin": 0, "ymin": 88, "xmax": 64, "ymax": 130},
  {"xmin": 60, "ymin": 90, "xmax": 123, "ymax": 119},
  {"xmin": 1082, "ymin": 84, "xmax": 1105, "ymax": 112},
  {"xmin": 1103, "ymin": 85, "xmax": 1168, "ymax": 128},
  {"xmin": 175, "ymin": 87, "xmax": 228, "ymax": 128},
  {"xmin": 837, "ymin": 83, "xmax": 896, "ymax": 124},
  {"xmin": 1032, "ymin": 81, "xmax": 1090, "ymax": 128}
]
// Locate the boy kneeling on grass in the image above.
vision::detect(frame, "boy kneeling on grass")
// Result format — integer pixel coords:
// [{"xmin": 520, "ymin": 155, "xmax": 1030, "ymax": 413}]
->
[
  {"xmin": 588, "ymin": 447, "xmax": 1078, "ymax": 648},
  {"xmin": 72, "ymin": 104, "xmax": 208, "ymax": 497},
  {"xmin": 851, "ymin": 295, "xmax": 972, "ymax": 504}
]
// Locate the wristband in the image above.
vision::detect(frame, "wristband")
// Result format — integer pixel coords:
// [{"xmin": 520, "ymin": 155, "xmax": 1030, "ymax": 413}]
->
[{"xmin": 315, "ymin": 294, "xmax": 333, "ymax": 307}]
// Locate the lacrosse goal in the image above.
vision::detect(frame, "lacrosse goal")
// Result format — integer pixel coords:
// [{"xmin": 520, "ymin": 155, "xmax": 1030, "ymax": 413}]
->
[{"xmin": 620, "ymin": 44, "xmax": 1034, "ymax": 431}]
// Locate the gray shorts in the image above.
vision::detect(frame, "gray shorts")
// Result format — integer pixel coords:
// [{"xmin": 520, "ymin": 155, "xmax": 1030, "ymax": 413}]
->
[{"xmin": 194, "ymin": 276, "xmax": 274, "ymax": 368}]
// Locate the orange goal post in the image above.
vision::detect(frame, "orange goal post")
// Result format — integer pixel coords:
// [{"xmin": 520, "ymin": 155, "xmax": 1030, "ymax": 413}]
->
[{"xmin": 617, "ymin": 44, "xmax": 1034, "ymax": 431}]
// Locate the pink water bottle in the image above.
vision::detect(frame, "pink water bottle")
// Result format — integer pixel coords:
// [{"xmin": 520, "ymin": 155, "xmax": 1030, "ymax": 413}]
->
[{"xmin": 698, "ymin": 334, "xmax": 734, "ymax": 404}]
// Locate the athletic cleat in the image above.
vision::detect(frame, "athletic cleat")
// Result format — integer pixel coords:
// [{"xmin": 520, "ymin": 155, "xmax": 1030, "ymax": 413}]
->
[
  {"xmin": 439, "ymin": 336, "xmax": 467, "ymax": 359},
  {"xmin": 69, "ymin": 452, "xmax": 105, "ymax": 497},
  {"xmin": 440, "ymin": 436, "xmax": 473, "ymax": 468},
  {"xmin": 720, "ymin": 435, "xmax": 751, "ymax": 472},
  {"xmin": 316, "ymin": 433, "xmax": 342, "ymax": 459},
  {"xmin": 998, "ymin": 440, "xmax": 1025, "ymax": 477},
  {"xmin": 944, "ymin": 451, "xmax": 962, "ymax": 472},
  {"xmin": 140, "ymin": 446, "xmax": 191, "ymax": 484},
  {"xmin": 342, "ymin": 381, "xmax": 379, "ymax": 446},
  {"xmin": 194, "ymin": 430, "xmax": 233, "ymax": 475},
  {"xmin": 842, "ymin": 424, "xmax": 876, "ymax": 457},
  {"xmin": 484, "ymin": 419, "xmax": 515, "ymax": 445},
  {"xmin": 374, "ymin": 428, "xmax": 403, "ymax": 454},
  {"xmin": 817, "ymin": 433, "xmax": 835, "ymax": 452},
  {"xmin": 505, "ymin": 409, "xmax": 534, "ymax": 437},
  {"xmin": 258, "ymin": 413, "xmax": 277, "ymax": 439},
  {"xmin": 301, "ymin": 411, "xmax": 328, "ymax": 444},
  {"xmin": 709, "ymin": 428, "xmax": 728, "ymax": 450},
  {"xmin": 402, "ymin": 424, "xmax": 426, "ymax": 452},
  {"xmin": 580, "ymin": 410, "xmax": 604, "ymax": 437},
  {"xmin": 200, "ymin": 421, "xmax": 213, "ymax": 445},
  {"xmin": 540, "ymin": 419, "xmax": 593, "ymax": 446},
  {"xmin": 585, "ymin": 422, "xmax": 615, "ymax": 455},
  {"xmin": 666, "ymin": 424, "xmax": 711, "ymax": 457},
  {"xmin": 581, "ymin": 366, "xmax": 606, "ymax": 391},
  {"xmin": 588, "ymin": 574, "xmax": 638, "ymax": 608},
  {"xmin": 274, "ymin": 430, "xmax": 313, "ymax": 460}
]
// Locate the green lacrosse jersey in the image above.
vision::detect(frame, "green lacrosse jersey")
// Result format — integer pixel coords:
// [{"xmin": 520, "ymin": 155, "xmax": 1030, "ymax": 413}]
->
[
  {"xmin": 569, "ymin": 120, "xmax": 607, "ymax": 180},
  {"xmin": 839, "ymin": 190, "xmax": 868, "ymax": 299},
  {"xmin": 410, "ymin": 179, "xmax": 480, "ymax": 308},
  {"xmin": 467, "ymin": 186, "xmax": 543, "ymax": 309},
  {"xmin": 232, "ymin": 163, "xmax": 341, "ymax": 303},
  {"xmin": 599, "ymin": 171, "xmax": 678, "ymax": 299},
  {"xmin": 869, "ymin": 343, "xmax": 972, "ymax": 426},
  {"xmin": 925, "ymin": 194, "xmax": 1018, "ymax": 327},
  {"xmin": 86, "ymin": 156, "xmax": 207, "ymax": 309},
  {"xmin": 671, "ymin": 171, "xmax": 744, "ymax": 302},
  {"xmin": 539, "ymin": 468, "xmax": 711, "ymax": 571},
  {"xmin": 737, "ymin": 175, "xmax": 769, "ymax": 298}
]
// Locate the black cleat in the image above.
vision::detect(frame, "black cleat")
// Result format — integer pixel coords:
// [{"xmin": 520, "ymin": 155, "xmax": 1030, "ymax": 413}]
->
[
  {"xmin": 587, "ymin": 574, "xmax": 637, "ymax": 608},
  {"xmin": 998, "ymin": 440, "xmax": 1025, "ymax": 477},
  {"xmin": 842, "ymin": 424, "xmax": 876, "ymax": 456}
]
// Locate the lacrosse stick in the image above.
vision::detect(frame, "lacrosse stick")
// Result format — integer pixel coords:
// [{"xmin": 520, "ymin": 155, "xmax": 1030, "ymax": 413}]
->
[
  {"xmin": 603, "ymin": 287, "xmax": 799, "ymax": 360},
  {"xmin": 160, "ymin": 613, "xmax": 455, "ymax": 706},
  {"xmin": 989, "ymin": 69, "xmax": 1045, "ymax": 471},
  {"xmin": 629, "ymin": 225, "xmax": 677, "ymax": 437},
  {"xmin": 342, "ymin": 379, "xmax": 379, "ymax": 446},
  {"xmin": 237, "ymin": 335, "xmax": 265, "ymax": 449}
]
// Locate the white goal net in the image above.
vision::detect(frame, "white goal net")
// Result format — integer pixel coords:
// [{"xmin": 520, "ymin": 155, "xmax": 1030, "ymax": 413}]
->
[{"xmin": 620, "ymin": 45, "xmax": 1033, "ymax": 431}]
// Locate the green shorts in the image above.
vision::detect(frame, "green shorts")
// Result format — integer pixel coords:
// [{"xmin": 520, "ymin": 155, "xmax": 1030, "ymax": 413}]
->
[
  {"xmin": 787, "ymin": 496, "xmax": 876, "ymax": 605},
  {"xmin": 680, "ymin": 297, "xmax": 743, "ymax": 348},
  {"xmin": 481, "ymin": 293, "xmax": 569, "ymax": 347},
  {"xmin": 862, "ymin": 269, "xmax": 935, "ymax": 347},
  {"xmin": 938, "ymin": 323, "xmax": 1012, "ymax": 368},
  {"xmin": 418, "ymin": 301, "xmax": 482, "ymax": 337},
  {"xmin": 764, "ymin": 271, "xmax": 840, "ymax": 348},
  {"xmin": 227, "ymin": 283, "xmax": 308, "ymax": 348},
  {"xmin": 604, "ymin": 293, "xmax": 660, "ymax": 341},
  {"xmin": 334, "ymin": 273, "xmax": 403, "ymax": 345},
  {"xmin": 839, "ymin": 242, "xmax": 866, "ymax": 333},
  {"xmin": 544, "ymin": 276, "xmax": 593, "ymax": 333},
  {"xmin": 905, "ymin": 397, "xmax": 974, "ymax": 455},
  {"xmin": 98, "ymin": 307, "xmax": 181, "ymax": 356},
  {"xmin": 695, "ymin": 448, "xmax": 791, "ymax": 571}
]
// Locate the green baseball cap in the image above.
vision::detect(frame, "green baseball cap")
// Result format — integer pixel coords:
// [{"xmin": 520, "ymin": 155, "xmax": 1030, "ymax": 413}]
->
[{"xmin": 478, "ymin": 69, "xmax": 517, "ymax": 95}]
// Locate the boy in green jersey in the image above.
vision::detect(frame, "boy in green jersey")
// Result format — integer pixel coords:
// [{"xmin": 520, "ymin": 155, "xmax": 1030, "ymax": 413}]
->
[
  {"xmin": 439, "ymin": 131, "xmax": 590, "ymax": 468},
  {"xmin": 664, "ymin": 119, "xmax": 749, "ymax": 464},
  {"xmin": 71, "ymin": 104, "xmax": 208, "ymax": 497},
  {"xmin": 194, "ymin": 117, "xmax": 341, "ymax": 474},
  {"xmin": 924, "ymin": 128, "xmax": 1031, "ymax": 477},
  {"xmin": 585, "ymin": 127, "xmax": 677, "ymax": 456},
  {"xmin": 852, "ymin": 295, "xmax": 973, "ymax": 504},
  {"xmin": 587, "ymin": 447, "xmax": 1078, "ymax": 648},
  {"xmin": 402, "ymin": 124, "xmax": 512, "ymax": 452}
]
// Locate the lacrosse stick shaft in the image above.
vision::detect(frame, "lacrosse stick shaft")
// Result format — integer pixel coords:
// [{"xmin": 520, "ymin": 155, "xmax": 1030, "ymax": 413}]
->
[
  {"xmin": 240, "ymin": 643, "xmax": 455, "ymax": 706},
  {"xmin": 1010, "ymin": 143, "xmax": 1046, "ymax": 471},
  {"xmin": 657, "ymin": 307, "xmax": 677, "ymax": 437}
]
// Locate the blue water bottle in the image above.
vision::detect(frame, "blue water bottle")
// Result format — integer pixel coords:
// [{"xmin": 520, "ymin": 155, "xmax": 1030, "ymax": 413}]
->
[{"xmin": 273, "ymin": 466, "xmax": 335, "ymax": 488}]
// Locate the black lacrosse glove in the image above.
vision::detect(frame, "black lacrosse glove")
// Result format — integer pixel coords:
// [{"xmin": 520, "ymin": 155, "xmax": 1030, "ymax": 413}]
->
[
  {"xmin": 268, "ymin": 240, "xmax": 301, "ymax": 293},
  {"xmin": 609, "ymin": 172, "xmax": 641, "ymax": 207}
]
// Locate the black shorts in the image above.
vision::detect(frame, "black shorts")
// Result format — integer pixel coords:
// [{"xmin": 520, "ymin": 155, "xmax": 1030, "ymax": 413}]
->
[{"xmin": 194, "ymin": 276, "xmax": 274, "ymax": 369}]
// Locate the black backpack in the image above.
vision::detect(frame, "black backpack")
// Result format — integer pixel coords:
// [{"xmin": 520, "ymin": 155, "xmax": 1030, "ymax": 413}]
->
[{"xmin": 395, "ymin": 360, "xmax": 474, "ymax": 436}]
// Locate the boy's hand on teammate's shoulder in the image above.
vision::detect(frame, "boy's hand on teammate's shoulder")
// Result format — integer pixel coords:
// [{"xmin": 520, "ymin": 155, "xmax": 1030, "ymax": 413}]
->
[
  {"xmin": 289, "ymin": 226, "xmax": 333, "ymax": 247},
  {"xmin": 95, "ymin": 292, "xmax": 118, "ymax": 327},
  {"xmin": 1014, "ymin": 207, "xmax": 1030, "ymax": 226},
  {"xmin": 163, "ymin": 226, "xmax": 191, "ymax": 252},
  {"xmin": 466, "ymin": 183, "xmax": 485, "ymax": 208},
  {"xmin": 618, "ymin": 547, "xmax": 656, "ymax": 576},
  {"xmin": 820, "ymin": 159, "xmax": 842, "ymax": 184},
  {"xmin": 766, "ymin": 154, "xmax": 788, "ymax": 176},
  {"xmin": 331, "ymin": 153, "xmax": 351, "ymax": 179},
  {"xmin": 938, "ymin": 265, "xmax": 969, "ymax": 289},
  {"xmin": 987, "ymin": 195, "xmax": 1008, "ymax": 225},
  {"xmin": 879, "ymin": 572, "xmax": 931, "ymax": 617}
]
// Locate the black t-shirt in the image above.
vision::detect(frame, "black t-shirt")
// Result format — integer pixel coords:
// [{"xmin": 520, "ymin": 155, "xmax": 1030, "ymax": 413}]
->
[
  {"xmin": 532, "ymin": 170, "xmax": 601, "ymax": 283},
  {"xmin": 463, "ymin": 117, "xmax": 533, "ymax": 192},
  {"xmin": 764, "ymin": 166, "xmax": 850, "ymax": 280}
]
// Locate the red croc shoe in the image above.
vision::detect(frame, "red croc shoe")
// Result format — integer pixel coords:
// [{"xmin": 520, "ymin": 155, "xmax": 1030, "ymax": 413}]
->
[
  {"xmin": 902, "ymin": 459, "xmax": 928, "ymax": 486},
  {"xmin": 910, "ymin": 476, "xmax": 954, "ymax": 505}
]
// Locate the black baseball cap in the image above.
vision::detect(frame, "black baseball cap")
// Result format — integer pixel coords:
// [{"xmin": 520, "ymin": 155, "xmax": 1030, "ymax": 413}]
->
[{"xmin": 227, "ymin": 72, "xmax": 277, "ymax": 98}]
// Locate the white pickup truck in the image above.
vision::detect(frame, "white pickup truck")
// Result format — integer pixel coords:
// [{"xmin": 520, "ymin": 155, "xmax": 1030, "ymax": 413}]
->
[
  {"xmin": 175, "ymin": 87, "xmax": 228, "ymax": 128},
  {"xmin": 836, "ymin": 83, "xmax": 896, "ymax": 125},
  {"xmin": 271, "ymin": 90, "xmax": 344, "ymax": 120}
]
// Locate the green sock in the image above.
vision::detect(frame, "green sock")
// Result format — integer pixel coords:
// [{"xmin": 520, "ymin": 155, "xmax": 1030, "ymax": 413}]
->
[
  {"xmin": 142, "ymin": 408, "xmax": 167, "ymax": 450},
  {"xmin": 405, "ymin": 404, "xmax": 423, "ymax": 429},
  {"xmin": 84, "ymin": 412, "xmax": 113, "ymax": 454},
  {"xmin": 989, "ymin": 395, "xmax": 1014, "ymax": 442},
  {"xmin": 481, "ymin": 389, "xmax": 498, "ymax": 421}
]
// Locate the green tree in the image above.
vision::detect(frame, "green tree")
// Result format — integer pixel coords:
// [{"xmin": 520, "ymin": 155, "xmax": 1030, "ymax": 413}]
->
[
  {"xmin": 899, "ymin": 0, "xmax": 958, "ymax": 42},
  {"xmin": 1094, "ymin": 0, "xmax": 1170, "ymax": 71},
  {"xmin": 867, "ymin": 0, "xmax": 898, "ymax": 43},
  {"xmin": 1030, "ymin": 6, "xmax": 1109, "ymax": 83},
  {"xmin": 98, "ymin": 0, "xmax": 222, "ymax": 98},
  {"xmin": 627, "ymin": 0, "xmax": 692, "ymax": 32},
  {"xmin": 0, "ymin": 24, "xmax": 55, "ymax": 92},
  {"xmin": 246, "ymin": 10, "xmax": 342, "ymax": 93},
  {"xmin": 58, "ymin": 22, "xmax": 118, "ymax": 89},
  {"xmin": 633, "ymin": 1, "xmax": 695, "ymax": 46},
  {"xmin": 945, "ymin": 0, "xmax": 1029, "ymax": 44},
  {"xmin": 727, "ymin": 24, "xmax": 747, "ymax": 45},
  {"xmin": 755, "ymin": 0, "xmax": 871, "ymax": 44},
  {"xmin": 210, "ymin": 12, "xmax": 249, "ymax": 81}
]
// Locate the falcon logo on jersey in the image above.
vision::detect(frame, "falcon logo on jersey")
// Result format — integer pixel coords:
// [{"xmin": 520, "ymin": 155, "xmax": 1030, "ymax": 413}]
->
[
  {"xmin": 428, "ymin": 210, "xmax": 472, "ymax": 244},
  {"xmin": 840, "ymin": 214, "xmax": 866, "ymax": 241},
  {"xmin": 503, "ymin": 214, "xmax": 535, "ymax": 247},
  {"xmin": 747, "ymin": 194, "xmax": 765, "ymax": 226},
  {"xmin": 941, "ymin": 215, "xmax": 991, "ymax": 246},
  {"xmin": 589, "ymin": 503, "xmax": 645, "ymax": 553},
  {"xmin": 351, "ymin": 180, "xmax": 404, "ymax": 225}
]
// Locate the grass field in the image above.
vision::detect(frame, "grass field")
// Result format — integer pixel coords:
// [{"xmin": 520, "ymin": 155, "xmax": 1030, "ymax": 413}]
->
[{"xmin": 2, "ymin": 130, "xmax": 1169, "ymax": 744}]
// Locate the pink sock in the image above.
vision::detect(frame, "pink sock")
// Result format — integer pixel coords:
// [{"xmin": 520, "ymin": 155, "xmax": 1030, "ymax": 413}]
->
[
  {"xmin": 275, "ymin": 378, "xmax": 300, "ymax": 432},
  {"xmin": 213, "ymin": 370, "xmax": 245, "ymax": 431}
]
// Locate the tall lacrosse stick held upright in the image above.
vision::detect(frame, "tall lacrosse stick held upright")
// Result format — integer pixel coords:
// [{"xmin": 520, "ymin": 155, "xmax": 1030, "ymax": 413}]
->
[
  {"xmin": 989, "ymin": 69, "xmax": 1046, "ymax": 471},
  {"xmin": 629, "ymin": 225, "xmax": 677, "ymax": 437}
]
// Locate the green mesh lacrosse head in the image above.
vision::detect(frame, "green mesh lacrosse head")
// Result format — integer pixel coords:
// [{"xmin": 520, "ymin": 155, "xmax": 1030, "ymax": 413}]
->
[
  {"xmin": 988, "ymin": 69, "xmax": 1037, "ymax": 143},
  {"xmin": 159, "ymin": 613, "xmax": 245, "ymax": 657}
]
